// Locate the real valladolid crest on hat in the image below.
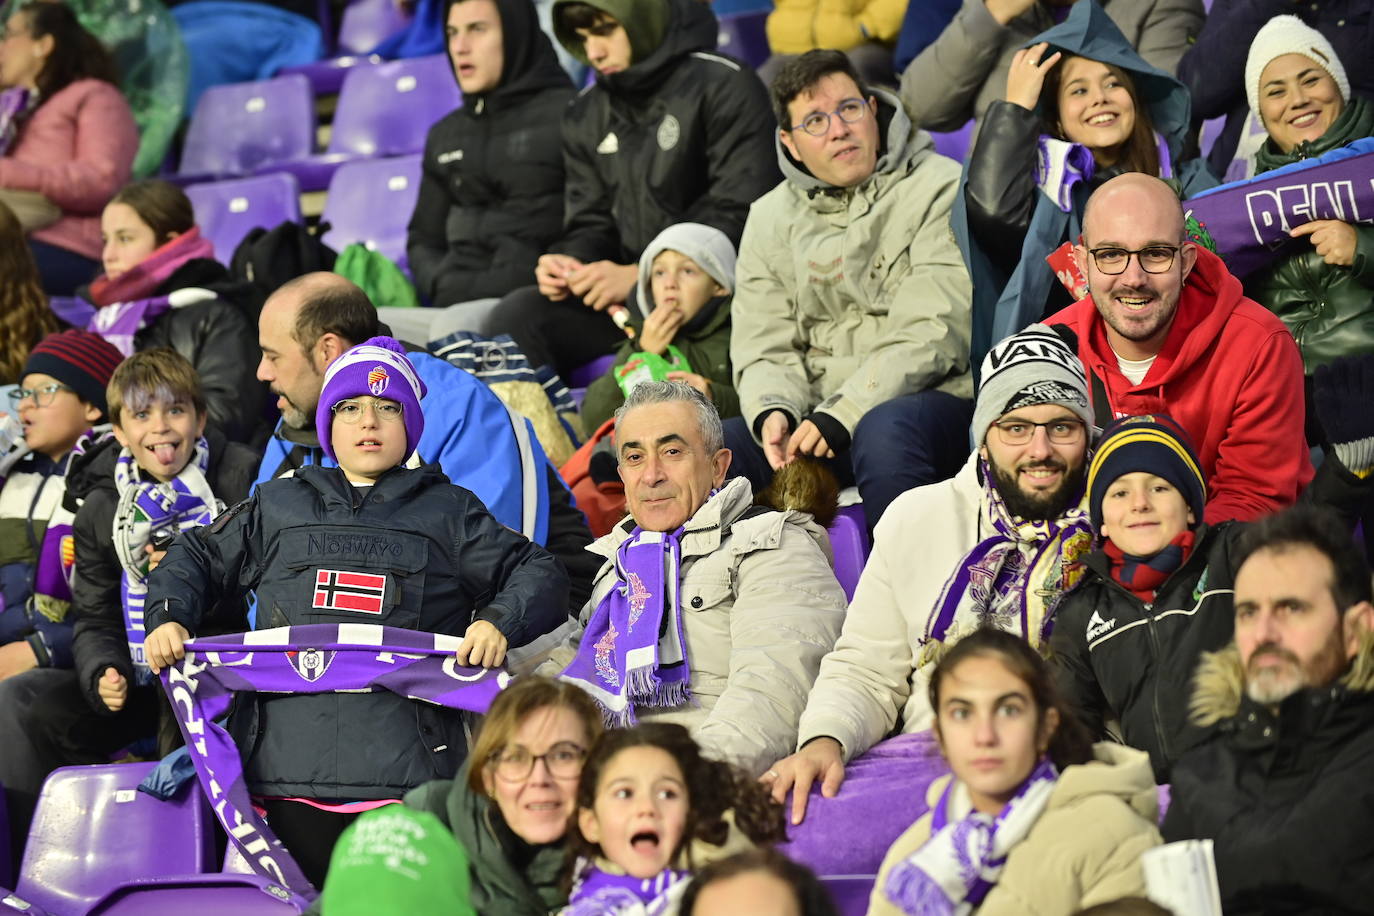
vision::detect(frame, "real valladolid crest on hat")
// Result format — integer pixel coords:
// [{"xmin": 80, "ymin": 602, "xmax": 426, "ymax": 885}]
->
[
  {"xmin": 315, "ymin": 336, "xmax": 427, "ymax": 462},
  {"xmin": 973, "ymin": 323, "xmax": 1094, "ymax": 445}
]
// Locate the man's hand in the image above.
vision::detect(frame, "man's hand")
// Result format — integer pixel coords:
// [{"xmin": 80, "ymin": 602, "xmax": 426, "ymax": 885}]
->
[
  {"xmin": 785, "ymin": 419, "xmax": 835, "ymax": 462},
  {"xmin": 144, "ymin": 621, "xmax": 189, "ymax": 675},
  {"xmin": 566, "ymin": 261, "xmax": 637, "ymax": 311},
  {"xmin": 0, "ymin": 640, "xmax": 37, "ymax": 682},
  {"xmin": 455, "ymin": 620, "xmax": 508, "ymax": 669},
  {"xmin": 761, "ymin": 411, "xmax": 794, "ymax": 470},
  {"xmin": 985, "ymin": 0, "xmax": 1036, "ymax": 25},
  {"xmin": 1291, "ymin": 220, "xmax": 1357, "ymax": 267},
  {"xmin": 536, "ymin": 253, "xmax": 585, "ymax": 301},
  {"xmin": 760, "ymin": 737, "xmax": 846, "ymax": 826},
  {"xmin": 666, "ymin": 371, "xmax": 712, "ymax": 398},
  {"xmin": 98, "ymin": 667, "xmax": 129, "ymax": 712},
  {"xmin": 1005, "ymin": 42, "xmax": 1062, "ymax": 111},
  {"xmin": 639, "ymin": 304, "xmax": 686, "ymax": 355}
]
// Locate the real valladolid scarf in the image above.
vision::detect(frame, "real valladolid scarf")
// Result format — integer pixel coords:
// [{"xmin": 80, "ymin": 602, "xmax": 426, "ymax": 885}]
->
[
  {"xmin": 114, "ymin": 437, "xmax": 219, "ymax": 682},
  {"xmin": 562, "ymin": 858, "xmax": 690, "ymax": 916},
  {"xmin": 559, "ymin": 527, "xmax": 690, "ymax": 726},
  {"xmin": 883, "ymin": 759, "xmax": 1059, "ymax": 915},
  {"xmin": 161, "ymin": 624, "xmax": 509, "ymax": 900}
]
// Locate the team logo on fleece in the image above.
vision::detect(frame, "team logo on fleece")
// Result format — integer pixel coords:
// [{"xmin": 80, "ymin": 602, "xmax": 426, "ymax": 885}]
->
[
  {"xmin": 313, "ymin": 569, "xmax": 387, "ymax": 614},
  {"xmin": 367, "ymin": 365, "xmax": 389, "ymax": 396}
]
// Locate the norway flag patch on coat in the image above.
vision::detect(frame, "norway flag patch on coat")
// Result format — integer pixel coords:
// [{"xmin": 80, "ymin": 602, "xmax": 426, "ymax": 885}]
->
[{"xmin": 313, "ymin": 569, "xmax": 387, "ymax": 614}]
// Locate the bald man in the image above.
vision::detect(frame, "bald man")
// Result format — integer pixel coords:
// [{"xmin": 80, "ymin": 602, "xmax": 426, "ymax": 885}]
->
[{"xmin": 1046, "ymin": 173, "xmax": 1312, "ymax": 523}]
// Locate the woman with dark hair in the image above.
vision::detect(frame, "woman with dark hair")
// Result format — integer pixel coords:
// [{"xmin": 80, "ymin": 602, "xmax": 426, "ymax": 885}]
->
[
  {"xmin": 82, "ymin": 179, "xmax": 263, "ymax": 443},
  {"xmin": 681, "ymin": 848, "xmax": 839, "ymax": 916},
  {"xmin": 869, "ymin": 628, "xmax": 1161, "ymax": 916},
  {"xmin": 0, "ymin": 201, "xmax": 58, "ymax": 386},
  {"xmin": 953, "ymin": 0, "xmax": 1215, "ymax": 369},
  {"xmin": 0, "ymin": 2, "xmax": 138, "ymax": 296}
]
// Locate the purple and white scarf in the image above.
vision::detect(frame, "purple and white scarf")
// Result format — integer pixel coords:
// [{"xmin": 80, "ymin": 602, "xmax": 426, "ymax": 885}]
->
[
  {"xmin": 89, "ymin": 288, "xmax": 217, "ymax": 357},
  {"xmin": 114, "ymin": 438, "xmax": 219, "ymax": 680},
  {"xmin": 562, "ymin": 858, "xmax": 690, "ymax": 916},
  {"xmin": 0, "ymin": 86, "xmax": 37, "ymax": 157},
  {"xmin": 161, "ymin": 623, "xmax": 509, "ymax": 899},
  {"xmin": 1036, "ymin": 132, "xmax": 1175, "ymax": 213},
  {"xmin": 30, "ymin": 429, "xmax": 108, "ymax": 623},
  {"xmin": 559, "ymin": 527, "xmax": 690, "ymax": 727},
  {"xmin": 882, "ymin": 759, "xmax": 1059, "ymax": 915},
  {"xmin": 922, "ymin": 460, "xmax": 1091, "ymax": 660}
]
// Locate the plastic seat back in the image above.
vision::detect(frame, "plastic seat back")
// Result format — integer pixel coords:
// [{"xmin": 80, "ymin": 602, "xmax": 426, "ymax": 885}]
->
[
  {"xmin": 827, "ymin": 504, "xmax": 870, "ymax": 602},
  {"xmin": 930, "ymin": 119, "xmax": 975, "ymax": 164},
  {"xmin": 820, "ymin": 875, "xmax": 877, "ymax": 916},
  {"xmin": 180, "ymin": 74, "xmax": 316, "ymax": 178},
  {"xmin": 89, "ymin": 874, "xmax": 307, "ymax": 915},
  {"xmin": 186, "ymin": 172, "xmax": 304, "ymax": 263},
  {"xmin": 320, "ymin": 154, "xmax": 423, "ymax": 270},
  {"xmin": 328, "ymin": 54, "xmax": 462, "ymax": 158},
  {"xmin": 15, "ymin": 763, "xmax": 215, "ymax": 915}
]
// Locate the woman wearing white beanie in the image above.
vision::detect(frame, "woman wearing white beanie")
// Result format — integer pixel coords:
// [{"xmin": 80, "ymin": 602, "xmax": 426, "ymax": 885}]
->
[{"xmin": 1243, "ymin": 14, "xmax": 1374, "ymax": 387}]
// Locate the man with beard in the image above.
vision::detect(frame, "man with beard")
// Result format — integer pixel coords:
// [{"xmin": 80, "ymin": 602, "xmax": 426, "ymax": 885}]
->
[
  {"xmin": 1046, "ymin": 172, "xmax": 1311, "ymax": 523},
  {"xmin": 763, "ymin": 322, "xmax": 1095, "ymax": 824},
  {"xmin": 1163, "ymin": 505, "xmax": 1374, "ymax": 914},
  {"xmin": 253, "ymin": 273, "xmax": 601, "ymax": 611}
]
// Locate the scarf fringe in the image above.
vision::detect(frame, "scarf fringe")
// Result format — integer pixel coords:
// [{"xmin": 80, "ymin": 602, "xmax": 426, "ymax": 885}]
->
[{"xmin": 883, "ymin": 860, "xmax": 957, "ymax": 916}]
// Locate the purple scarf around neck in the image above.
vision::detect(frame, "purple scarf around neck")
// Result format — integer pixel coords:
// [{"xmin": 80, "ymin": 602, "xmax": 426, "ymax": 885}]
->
[
  {"xmin": 559, "ymin": 527, "xmax": 691, "ymax": 727},
  {"xmin": 161, "ymin": 623, "xmax": 508, "ymax": 899},
  {"xmin": 563, "ymin": 858, "xmax": 690, "ymax": 915}
]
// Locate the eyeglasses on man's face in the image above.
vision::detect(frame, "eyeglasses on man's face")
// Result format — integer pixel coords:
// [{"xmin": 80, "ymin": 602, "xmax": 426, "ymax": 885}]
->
[
  {"xmin": 8, "ymin": 383, "xmax": 74, "ymax": 409},
  {"xmin": 490, "ymin": 741, "xmax": 586, "ymax": 782},
  {"xmin": 331, "ymin": 399, "xmax": 403, "ymax": 424},
  {"xmin": 788, "ymin": 98, "xmax": 869, "ymax": 137},
  {"xmin": 1084, "ymin": 245, "xmax": 1181, "ymax": 275},
  {"xmin": 992, "ymin": 418, "xmax": 1087, "ymax": 446}
]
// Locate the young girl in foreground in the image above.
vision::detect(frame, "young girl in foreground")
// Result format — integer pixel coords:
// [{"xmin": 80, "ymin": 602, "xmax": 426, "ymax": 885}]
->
[
  {"xmin": 871, "ymin": 628, "xmax": 1161, "ymax": 916},
  {"xmin": 562, "ymin": 723, "xmax": 786, "ymax": 915}
]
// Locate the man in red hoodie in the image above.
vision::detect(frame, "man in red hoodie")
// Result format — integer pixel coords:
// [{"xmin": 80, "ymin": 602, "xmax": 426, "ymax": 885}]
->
[{"xmin": 1046, "ymin": 173, "xmax": 1312, "ymax": 523}]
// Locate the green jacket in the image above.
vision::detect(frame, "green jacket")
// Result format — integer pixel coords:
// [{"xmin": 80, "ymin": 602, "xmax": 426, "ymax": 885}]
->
[
  {"xmin": 404, "ymin": 766, "xmax": 568, "ymax": 916},
  {"xmin": 1247, "ymin": 96, "xmax": 1374, "ymax": 373},
  {"xmin": 580, "ymin": 296, "xmax": 739, "ymax": 430}
]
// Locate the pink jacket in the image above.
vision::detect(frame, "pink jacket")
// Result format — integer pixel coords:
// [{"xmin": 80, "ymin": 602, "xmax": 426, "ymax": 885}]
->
[{"xmin": 0, "ymin": 79, "xmax": 138, "ymax": 260}]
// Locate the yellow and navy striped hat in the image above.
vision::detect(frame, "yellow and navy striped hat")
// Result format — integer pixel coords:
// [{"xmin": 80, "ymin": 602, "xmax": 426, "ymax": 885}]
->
[{"xmin": 1087, "ymin": 414, "xmax": 1206, "ymax": 532}]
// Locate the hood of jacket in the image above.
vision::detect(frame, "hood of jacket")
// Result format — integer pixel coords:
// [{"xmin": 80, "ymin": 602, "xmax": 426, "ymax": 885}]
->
[
  {"xmin": 1025, "ymin": 0, "xmax": 1193, "ymax": 163},
  {"xmin": 1255, "ymin": 94, "xmax": 1374, "ymax": 172},
  {"xmin": 776, "ymin": 88, "xmax": 935, "ymax": 198},
  {"xmin": 1189, "ymin": 628, "xmax": 1374, "ymax": 727},
  {"xmin": 1052, "ymin": 742, "xmax": 1159, "ymax": 824},
  {"xmin": 445, "ymin": 0, "xmax": 572, "ymax": 108},
  {"xmin": 554, "ymin": 0, "xmax": 714, "ymax": 95},
  {"xmin": 1060, "ymin": 246, "xmax": 1247, "ymax": 393},
  {"xmin": 634, "ymin": 221, "xmax": 737, "ymax": 318}
]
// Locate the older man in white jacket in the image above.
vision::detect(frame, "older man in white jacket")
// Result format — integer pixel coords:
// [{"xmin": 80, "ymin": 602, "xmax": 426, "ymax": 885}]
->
[
  {"xmin": 539, "ymin": 380, "xmax": 847, "ymax": 775},
  {"xmin": 763, "ymin": 323, "xmax": 1098, "ymax": 824}
]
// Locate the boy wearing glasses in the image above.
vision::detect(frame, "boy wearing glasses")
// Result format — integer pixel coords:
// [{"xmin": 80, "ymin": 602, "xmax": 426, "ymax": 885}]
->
[
  {"xmin": 0, "ymin": 330, "xmax": 121, "ymax": 679},
  {"xmin": 1047, "ymin": 172, "xmax": 1312, "ymax": 524},
  {"xmin": 729, "ymin": 49, "xmax": 974, "ymax": 534},
  {"xmin": 139, "ymin": 336, "xmax": 567, "ymax": 885}
]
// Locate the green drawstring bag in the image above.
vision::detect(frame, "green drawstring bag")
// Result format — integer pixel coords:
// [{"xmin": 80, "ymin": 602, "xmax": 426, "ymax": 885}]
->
[{"xmin": 334, "ymin": 243, "xmax": 421, "ymax": 310}]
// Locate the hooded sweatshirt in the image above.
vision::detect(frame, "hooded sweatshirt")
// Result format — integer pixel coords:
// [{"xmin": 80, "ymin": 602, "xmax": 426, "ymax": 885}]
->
[
  {"xmin": 732, "ymin": 90, "xmax": 972, "ymax": 445},
  {"xmin": 547, "ymin": 0, "xmax": 777, "ymax": 264},
  {"xmin": 1046, "ymin": 246, "xmax": 1313, "ymax": 524},
  {"xmin": 953, "ymin": 0, "xmax": 1217, "ymax": 372},
  {"xmin": 406, "ymin": 0, "xmax": 575, "ymax": 307}
]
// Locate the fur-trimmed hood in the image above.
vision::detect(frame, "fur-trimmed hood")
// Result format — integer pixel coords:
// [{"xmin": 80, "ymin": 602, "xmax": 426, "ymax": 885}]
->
[{"xmin": 1189, "ymin": 629, "xmax": 1374, "ymax": 727}]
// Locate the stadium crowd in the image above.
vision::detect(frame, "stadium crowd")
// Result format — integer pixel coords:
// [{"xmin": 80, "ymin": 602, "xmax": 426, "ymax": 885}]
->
[{"xmin": 1, "ymin": 0, "xmax": 1373, "ymax": 912}]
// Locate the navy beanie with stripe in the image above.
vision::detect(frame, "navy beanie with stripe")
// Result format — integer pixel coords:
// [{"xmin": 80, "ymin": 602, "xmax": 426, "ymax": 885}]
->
[{"xmin": 21, "ymin": 330, "xmax": 124, "ymax": 419}]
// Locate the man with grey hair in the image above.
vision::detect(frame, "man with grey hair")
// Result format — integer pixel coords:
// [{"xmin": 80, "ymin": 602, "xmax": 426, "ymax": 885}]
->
[{"xmin": 539, "ymin": 380, "xmax": 847, "ymax": 774}]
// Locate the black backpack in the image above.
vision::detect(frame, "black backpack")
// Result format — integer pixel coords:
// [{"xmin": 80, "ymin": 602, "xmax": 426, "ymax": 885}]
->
[{"xmin": 229, "ymin": 221, "xmax": 338, "ymax": 317}]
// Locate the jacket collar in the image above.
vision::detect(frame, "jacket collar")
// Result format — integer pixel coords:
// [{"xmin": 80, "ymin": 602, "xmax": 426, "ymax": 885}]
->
[{"xmin": 591, "ymin": 476, "xmax": 755, "ymax": 559}]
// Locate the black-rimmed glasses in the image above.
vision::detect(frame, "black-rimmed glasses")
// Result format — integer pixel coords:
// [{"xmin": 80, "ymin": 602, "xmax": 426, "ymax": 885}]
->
[
  {"xmin": 992, "ymin": 418, "xmax": 1086, "ymax": 446},
  {"xmin": 1085, "ymin": 245, "xmax": 1181, "ymax": 275},
  {"xmin": 490, "ymin": 741, "xmax": 586, "ymax": 781}
]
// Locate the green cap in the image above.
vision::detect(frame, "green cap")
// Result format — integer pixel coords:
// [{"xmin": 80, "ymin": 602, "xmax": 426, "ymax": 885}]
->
[{"xmin": 321, "ymin": 806, "xmax": 477, "ymax": 915}]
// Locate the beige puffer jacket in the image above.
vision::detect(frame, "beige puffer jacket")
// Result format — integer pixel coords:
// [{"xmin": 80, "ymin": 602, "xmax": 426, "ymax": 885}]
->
[
  {"xmin": 869, "ymin": 743, "xmax": 1162, "ymax": 916},
  {"xmin": 540, "ymin": 477, "xmax": 848, "ymax": 775},
  {"xmin": 731, "ymin": 90, "xmax": 973, "ymax": 442}
]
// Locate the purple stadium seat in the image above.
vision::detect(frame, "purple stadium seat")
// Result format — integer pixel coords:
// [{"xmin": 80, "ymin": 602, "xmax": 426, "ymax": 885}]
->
[
  {"xmin": 929, "ymin": 119, "xmax": 975, "ymax": 163},
  {"xmin": 185, "ymin": 173, "xmax": 304, "ymax": 263},
  {"xmin": 179, "ymin": 74, "xmax": 316, "ymax": 181},
  {"xmin": 821, "ymin": 875, "xmax": 877, "ymax": 916},
  {"xmin": 828, "ymin": 503, "xmax": 870, "ymax": 602},
  {"xmin": 320, "ymin": 154, "xmax": 423, "ymax": 271},
  {"xmin": 567, "ymin": 354, "xmax": 618, "ymax": 390},
  {"xmin": 280, "ymin": 0, "xmax": 414, "ymax": 95},
  {"xmin": 716, "ymin": 10, "xmax": 769, "ymax": 69},
  {"xmin": 275, "ymin": 55, "xmax": 462, "ymax": 191},
  {"xmin": 0, "ymin": 763, "xmax": 215, "ymax": 916},
  {"xmin": 89, "ymin": 875, "xmax": 308, "ymax": 915}
]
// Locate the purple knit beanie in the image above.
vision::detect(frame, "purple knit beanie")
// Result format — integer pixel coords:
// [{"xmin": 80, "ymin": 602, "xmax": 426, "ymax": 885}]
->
[{"xmin": 316, "ymin": 336, "xmax": 427, "ymax": 462}]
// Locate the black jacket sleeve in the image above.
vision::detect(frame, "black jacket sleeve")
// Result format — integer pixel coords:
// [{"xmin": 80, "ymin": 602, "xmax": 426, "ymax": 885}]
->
[
  {"xmin": 459, "ymin": 490, "xmax": 569, "ymax": 648},
  {"xmin": 1299, "ymin": 448, "xmax": 1374, "ymax": 532},
  {"xmin": 144, "ymin": 496, "xmax": 261, "ymax": 635},
  {"xmin": 407, "ymin": 134, "xmax": 456, "ymax": 305},
  {"xmin": 554, "ymin": 99, "xmax": 625, "ymax": 265},
  {"xmin": 964, "ymin": 100, "xmax": 1041, "ymax": 279},
  {"xmin": 184, "ymin": 303, "xmax": 264, "ymax": 445},
  {"xmin": 70, "ymin": 488, "xmax": 132, "ymax": 714},
  {"xmin": 1049, "ymin": 589, "xmax": 1110, "ymax": 741}
]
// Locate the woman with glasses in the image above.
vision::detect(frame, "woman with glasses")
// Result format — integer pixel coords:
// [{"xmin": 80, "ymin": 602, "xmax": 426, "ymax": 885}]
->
[
  {"xmin": 954, "ymin": 0, "xmax": 1215, "ymax": 368},
  {"xmin": 0, "ymin": 2, "xmax": 138, "ymax": 296}
]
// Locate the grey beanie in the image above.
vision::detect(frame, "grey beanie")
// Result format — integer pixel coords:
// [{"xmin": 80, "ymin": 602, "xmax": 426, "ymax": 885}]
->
[
  {"xmin": 1245, "ymin": 15, "xmax": 1349, "ymax": 121},
  {"xmin": 973, "ymin": 324, "xmax": 1093, "ymax": 446},
  {"xmin": 635, "ymin": 222, "xmax": 737, "ymax": 318}
]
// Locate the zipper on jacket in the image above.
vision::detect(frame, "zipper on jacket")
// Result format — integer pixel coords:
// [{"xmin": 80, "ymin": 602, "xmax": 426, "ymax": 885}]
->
[{"xmin": 1142, "ymin": 603, "xmax": 1175, "ymax": 764}]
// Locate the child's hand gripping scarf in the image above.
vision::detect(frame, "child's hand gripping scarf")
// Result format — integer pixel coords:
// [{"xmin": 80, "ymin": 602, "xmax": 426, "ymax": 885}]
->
[
  {"xmin": 562, "ymin": 858, "xmax": 691, "ymax": 916},
  {"xmin": 921, "ymin": 460, "xmax": 1092, "ymax": 663},
  {"xmin": 559, "ymin": 527, "xmax": 691, "ymax": 726},
  {"xmin": 114, "ymin": 436, "xmax": 220, "ymax": 682},
  {"xmin": 882, "ymin": 759, "xmax": 1059, "ymax": 915},
  {"xmin": 161, "ymin": 623, "xmax": 509, "ymax": 901}
]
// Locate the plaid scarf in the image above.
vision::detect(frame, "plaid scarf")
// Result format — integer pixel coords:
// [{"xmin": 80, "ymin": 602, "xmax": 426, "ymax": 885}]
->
[
  {"xmin": 1105, "ymin": 529, "xmax": 1195, "ymax": 602},
  {"xmin": 559, "ymin": 527, "xmax": 690, "ymax": 727}
]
